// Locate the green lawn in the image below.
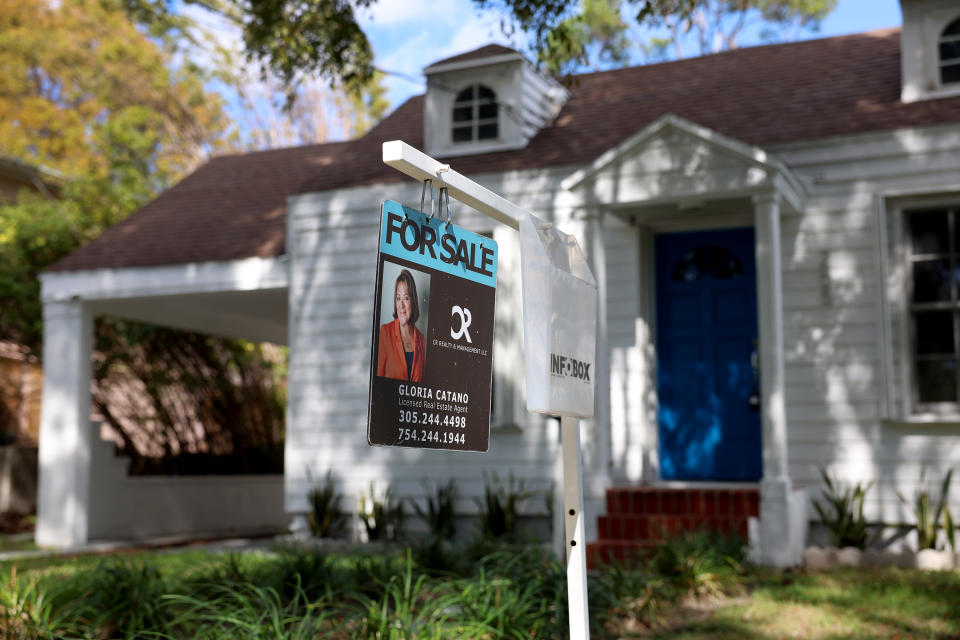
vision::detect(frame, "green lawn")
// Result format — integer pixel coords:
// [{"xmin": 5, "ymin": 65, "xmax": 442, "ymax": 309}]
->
[
  {"xmin": 649, "ymin": 569, "xmax": 960, "ymax": 639},
  {"xmin": 1, "ymin": 539, "xmax": 958, "ymax": 639}
]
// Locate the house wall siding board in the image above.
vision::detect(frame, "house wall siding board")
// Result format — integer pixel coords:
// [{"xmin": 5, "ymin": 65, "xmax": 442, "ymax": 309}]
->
[{"xmin": 773, "ymin": 128, "xmax": 960, "ymax": 521}]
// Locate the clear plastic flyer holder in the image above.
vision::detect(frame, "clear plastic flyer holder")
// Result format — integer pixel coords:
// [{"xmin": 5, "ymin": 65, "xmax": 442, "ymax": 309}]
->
[{"xmin": 519, "ymin": 211, "xmax": 597, "ymax": 418}]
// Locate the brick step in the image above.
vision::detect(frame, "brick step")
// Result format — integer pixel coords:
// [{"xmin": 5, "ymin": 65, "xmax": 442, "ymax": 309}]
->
[
  {"xmin": 598, "ymin": 513, "xmax": 749, "ymax": 541},
  {"xmin": 588, "ymin": 487, "xmax": 760, "ymax": 569},
  {"xmin": 586, "ymin": 540, "xmax": 656, "ymax": 568},
  {"xmin": 605, "ymin": 487, "xmax": 759, "ymax": 518}
]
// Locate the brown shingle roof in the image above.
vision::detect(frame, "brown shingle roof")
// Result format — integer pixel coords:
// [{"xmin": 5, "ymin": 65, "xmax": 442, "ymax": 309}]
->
[{"xmin": 50, "ymin": 28, "xmax": 960, "ymax": 272}]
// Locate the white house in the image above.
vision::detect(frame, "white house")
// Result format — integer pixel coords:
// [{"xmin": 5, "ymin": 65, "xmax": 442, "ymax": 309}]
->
[{"xmin": 35, "ymin": 0, "xmax": 960, "ymax": 566}]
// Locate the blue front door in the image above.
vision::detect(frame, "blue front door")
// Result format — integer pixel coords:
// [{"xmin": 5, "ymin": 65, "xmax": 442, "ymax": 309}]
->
[{"xmin": 655, "ymin": 228, "xmax": 762, "ymax": 481}]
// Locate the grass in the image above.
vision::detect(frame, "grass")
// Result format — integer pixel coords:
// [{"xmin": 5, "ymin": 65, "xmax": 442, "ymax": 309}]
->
[
  {"xmin": 0, "ymin": 535, "xmax": 37, "ymax": 553},
  {"xmin": 0, "ymin": 536, "xmax": 957, "ymax": 639},
  {"xmin": 647, "ymin": 569, "xmax": 960, "ymax": 639}
]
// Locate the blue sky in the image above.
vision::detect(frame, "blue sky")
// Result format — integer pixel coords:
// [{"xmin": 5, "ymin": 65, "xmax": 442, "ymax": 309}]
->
[{"xmin": 358, "ymin": 0, "xmax": 905, "ymax": 111}]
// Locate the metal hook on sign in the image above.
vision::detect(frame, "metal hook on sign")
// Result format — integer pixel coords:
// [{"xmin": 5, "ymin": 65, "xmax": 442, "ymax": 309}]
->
[
  {"xmin": 420, "ymin": 179, "xmax": 435, "ymax": 218},
  {"xmin": 440, "ymin": 187, "xmax": 452, "ymax": 228}
]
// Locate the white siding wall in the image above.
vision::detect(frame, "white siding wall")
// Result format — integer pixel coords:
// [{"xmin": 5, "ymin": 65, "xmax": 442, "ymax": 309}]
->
[
  {"xmin": 771, "ymin": 125, "xmax": 960, "ymax": 524},
  {"xmin": 285, "ymin": 122, "xmax": 960, "ymax": 541},
  {"xmin": 285, "ymin": 171, "xmax": 586, "ymax": 538}
]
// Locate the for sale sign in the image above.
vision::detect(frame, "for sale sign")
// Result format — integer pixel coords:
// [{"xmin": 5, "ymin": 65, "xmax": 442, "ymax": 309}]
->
[{"xmin": 367, "ymin": 200, "xmax": 497, "ymax": 452}]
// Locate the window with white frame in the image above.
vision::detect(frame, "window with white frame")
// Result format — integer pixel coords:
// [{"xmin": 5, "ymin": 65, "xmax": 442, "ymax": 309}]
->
[
  {"xmin": 452, "ymin": 85, "xmax": 498, "ymax": 143},
  {"xmin": 906, "ymin": 206, "xmax": 960, "ymax": 409},
  {"xmin": 941, "ymin": 16, "xmax": 960, "ymax": 86}
]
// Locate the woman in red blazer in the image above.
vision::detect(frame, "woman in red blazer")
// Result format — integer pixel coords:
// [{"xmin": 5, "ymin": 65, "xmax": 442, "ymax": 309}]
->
[{"xmin": 377, "ymin": 269, "xmax": 425, "ymax": 382}]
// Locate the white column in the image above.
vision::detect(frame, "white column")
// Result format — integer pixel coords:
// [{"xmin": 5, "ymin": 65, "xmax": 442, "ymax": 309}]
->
[
  {"xmin": 753, "ymin": 191, "xmax": 800, "ymax": 567},
  {"xmin": 753, "ymin": 192, "xmax": 788, "ymax": 481},
  {"xmin": 35, "ymin": 300, "xmax": 93, "ymax": 548}
]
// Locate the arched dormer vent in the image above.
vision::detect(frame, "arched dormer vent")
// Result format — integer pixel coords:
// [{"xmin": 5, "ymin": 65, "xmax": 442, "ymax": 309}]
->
[
  {"xmin": 423, "ymin": 44, "xmax": 569, "ymax": 157},
  {"xmin": 940, "ymin": 16, "xmax": 960, "ymax": 85},
  {"xmin": 452, "ymin": 85, "xmax": 499, "ymax": 143}
]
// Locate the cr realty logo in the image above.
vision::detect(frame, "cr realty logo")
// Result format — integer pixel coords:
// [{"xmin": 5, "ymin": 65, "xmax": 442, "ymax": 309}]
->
[{"xmin": 451, "ymin": 305, "xmax": 472, "ymax": 343}]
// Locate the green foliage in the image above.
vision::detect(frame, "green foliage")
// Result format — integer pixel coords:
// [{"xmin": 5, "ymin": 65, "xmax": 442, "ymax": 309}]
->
[
  {"xmin": 591, "ymin": 531, "xmax": 746, "ymax": 635},
  {"xmin": 490, "ymin": 0, "xmax": 837, "ymax": 73},
  {"xmin": 477, "ymin": 473, "xmax": 536, "ymax": 541},
  {"xmin": 414, "ymin": 478, "xmax": 458, "ymax": 540},
  {"xmin": 353, "ymin": 550, "xmax": 454, "ymax": 639},
  {"xmin": 898, "ymin": 467, "xmax": 956, "ymax": 551},
  {"xmin": 37, "ymin": 559, "xmax": 177, "ymax": 639},
  {"xmin": 164, "ymin": 581, "xmax": 340, "ymax": 639},
  {"xmin": 105, "ymin": 0, "xmax": 839, "ymax": 100},
  {"xmin": 13, "ymin": 534, "xmax": 960, "ymax": 640},
  {"xmin": 636, "ymin": 0, "xmax": 838, "ymax": 55},
  {"xmin": 649, "ymin": 530, "xmax": 745, "ymax": 598},
  {"xmin": 307, "ymin": 471, "xmax": 348, "ymax": 538},
  {"xmin": 358, "ymin": 482, "xmax": 405, "ymax": 542},
  {"xmin": 0, "ymin": 0, "xmax": 229, "ymax": 352},
  {"xmin": 538, "ymin": 0, "xmax": 631, "ymax": 75},
  {"xmin": 811, "ymin": 466, "xmax": 872, "ymax": 549},
  {"xmin": 241, "ymin": 0, "xmax": 377, "ymax": 109}
]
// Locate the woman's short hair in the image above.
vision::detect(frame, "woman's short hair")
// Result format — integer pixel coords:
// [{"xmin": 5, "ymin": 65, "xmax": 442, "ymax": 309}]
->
[{"xmin": 393, "ymin": 269, "xmax": 420, "ymax": 325}]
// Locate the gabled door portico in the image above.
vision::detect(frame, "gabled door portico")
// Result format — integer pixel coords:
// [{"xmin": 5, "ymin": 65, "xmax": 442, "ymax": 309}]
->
[{"xmin": 564, "ymin": 114, "xmax": 807, "ymax": 566}]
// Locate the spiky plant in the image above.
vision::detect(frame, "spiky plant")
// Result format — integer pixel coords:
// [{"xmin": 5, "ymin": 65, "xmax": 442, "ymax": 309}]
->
[
  {"xmin": 811, "ymin": 466, "xmax": 872, "ymax": 549},
  {"xmin": 899, "ymin": 467, "xmax": 956, "ymax": 551}
]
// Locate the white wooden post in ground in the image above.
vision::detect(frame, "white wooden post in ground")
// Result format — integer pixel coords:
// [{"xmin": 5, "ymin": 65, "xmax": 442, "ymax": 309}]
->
[{"xmin": 383, "ymin": 140, "xmax": 593, "ymax": 640}]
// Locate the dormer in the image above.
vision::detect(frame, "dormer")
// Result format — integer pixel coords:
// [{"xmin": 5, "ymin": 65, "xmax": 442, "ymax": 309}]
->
[
  {"xmin": 900, "ymin": 0, "xmax": 960, "ymax": 102},
  {"xmin": 423, "ymin": 44, "xmax": 569, "ymax": 157}
]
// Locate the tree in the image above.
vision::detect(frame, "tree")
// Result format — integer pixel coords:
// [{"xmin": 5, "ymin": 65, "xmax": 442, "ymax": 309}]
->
[
  {"xmin": 538, "ymin": 0, "xmax": 632, "ymax": 75},
  {"xmin": 130, "ymin": 0, "xmax": 835, "ymax": 93},
  {"xmin": 529, "ymin": 0, "xmax": 838, "ymax": 73},
  {"xmin": 636, "ymin": 0, "xmax": 839, "ymax": 60},
  {"xmin": 0, "ymin": 0, "xmax": 232, "ymax": 351},
  {"xmin": 0, "ymin": 0, "xmax": 285, "ymax": 467}
]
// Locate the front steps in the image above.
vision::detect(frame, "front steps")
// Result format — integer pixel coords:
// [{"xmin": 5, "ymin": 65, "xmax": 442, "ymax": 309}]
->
[{"xmin": 586, "ymin": 486, "xmax": 759, "ymax": 568}]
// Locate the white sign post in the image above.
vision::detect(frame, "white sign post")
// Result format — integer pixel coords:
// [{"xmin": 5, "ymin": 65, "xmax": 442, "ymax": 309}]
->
[{"xmin": 383, "ymin": 140, "xmax": 596, "ymax": 640}]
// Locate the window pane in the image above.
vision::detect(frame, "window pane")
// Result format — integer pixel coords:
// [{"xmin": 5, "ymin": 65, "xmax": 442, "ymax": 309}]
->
[
  {"xmin": 944, "ymin": 17, "xmax": 960, "ymax": 36},
  {"xmin": 478, "ymin": 123, "xmax": 498, "ymax": 140},
  {"xmin": 477, "ymin": 85, "xmax": 495, "ymax": 99},
  {"xmin": 940, "ymin": 40, "xmax": 960, "ymax": 61},
  {"xmin": 452, "ymin": 126, "xmax": 473, "ymax": 142},
  {"xmin": 453, "ymin": 106, "xmax": 472, "ymax": 122},
  {"xmin": 942, "ymin": 63, "xmax": 960, "ymax": 85},
  {"xmin": 672, "ymin": 246, "xmax": 743, "ymax": 281},
  {"xmin": 913, "ymin": 259, "xmax": 952, "ymax": 302},
  {"xmin": 455, "ymin": 87, "xmax": 474, "ymax": 102},
  {"xmin": 909, "ymin": 210, "xmax": 949, "ymax": 254},
  {"xmin": 915, "ymin": 311, "xmax": 955, "ymax": 355},
  {"xmin": 478, "ymin": 103, "xmax": 497, "ymax": 119},
  {"xmin": 917, "ymin": 359, "xmax": 958, "ymax": 403}
]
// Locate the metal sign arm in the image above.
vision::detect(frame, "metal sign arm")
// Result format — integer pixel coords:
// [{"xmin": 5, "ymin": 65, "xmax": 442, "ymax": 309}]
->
[
  {"xmin": 382, "ymin": 140, "xmax": 591, "ymax": 640},
  {"xmin": 382, "ymin": 141, "xmax": 523, "ymax": 231}
]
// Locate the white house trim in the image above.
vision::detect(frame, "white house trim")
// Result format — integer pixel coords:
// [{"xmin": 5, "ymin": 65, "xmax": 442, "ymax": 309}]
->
[
  {"xmin": 423, "ymin": 52, "xmax": 525, "ymax": 75},
  {"xmin": 40, "ymin": 256, "xmax": 289, "ymax": 303},
  {"xmin": 561, "ymin": 114, "xmax": 807, "ymax": 213}
]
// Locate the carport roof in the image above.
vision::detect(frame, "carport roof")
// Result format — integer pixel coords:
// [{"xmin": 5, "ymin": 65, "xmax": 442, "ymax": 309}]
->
[{"xmin": 49, "ymin": 27, "xmax": 960, "ymax": 273}]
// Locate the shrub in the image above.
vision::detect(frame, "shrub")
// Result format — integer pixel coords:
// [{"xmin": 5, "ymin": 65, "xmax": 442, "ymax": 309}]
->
[
  {"xmin": 358, "ymin": 482, "xmax": 405, "ymax": 542},
  {"xmin": 899, "ymin": 467, "xmax": 956, "ymax": 551},
  {"xmin": 414, "ymin": 478, "xmax": 458, "ymax": 539},
  {"xmin": 306, "ymin": 471, "xmax": 347, "ymax": 538},
  {"xmin": 811, "ymin": 466, "xmax": 872, "ymax": 549},
  {"xmin": 477, "ymin": 473, "xmax": 535, "ymax": 540}
]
